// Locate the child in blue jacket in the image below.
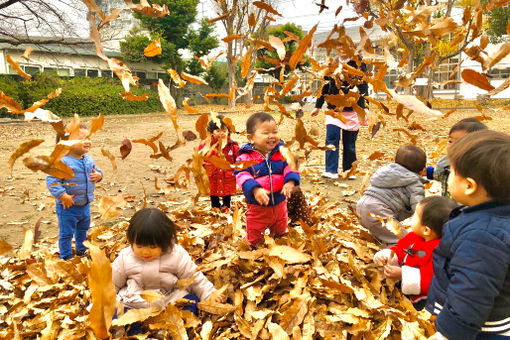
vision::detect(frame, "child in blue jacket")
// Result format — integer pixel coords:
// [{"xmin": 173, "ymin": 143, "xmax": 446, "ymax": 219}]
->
[
  {"xmin": 47, "ymin": 124, "xmax": 102, "ymax": 260},
  {"xmin": 426, "ymin": 130, "xmax": 510, "ymax": 340}
]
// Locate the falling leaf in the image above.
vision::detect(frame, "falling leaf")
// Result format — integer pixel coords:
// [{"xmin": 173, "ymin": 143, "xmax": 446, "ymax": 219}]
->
[
  {"xmin": 168, "ymin": 69, "xmax": 186, "ymax": 88},
  {"xmin": 253, "ymin": 1, "xmax": 282, "ymax": 16},
  {"xmin": 241, "ymin": 44, "xmax": 253, "ymax": 78},
  {"xmin": 368, "ymin": 151, "xmax": 385, "ymax": 160},
  {"xmin": 182, "ymin": 130, "xmax": 197, "ymax": 141},
  {"xmin": 144, "ymin": 38, "xmax": 162, "ymax": 57},
  {"xmin": 121, "ymin": 91, "xmax": 149, "ymax": 101},
  {"xmin": 388, "ymin": 90, "xmax": 443, "ymax": 117},
  {"xmin": 21, "ymin": 46, "xmax": 33, "ymax": 61},
  {"xmin": 8, "ymin": 139, "xmax": 44, "ymax": 174},
  {"xmin": 0, "ymin": 90, "xmax": 23, "ymax": 113},
  {"xmin": 222, "ymin": 34, "xmax": 242, "ymax": 43},
  {"xmin": 132, "ymin": 138, "xmax": 158, "ymax": 154},
  {"xmin": 158, "ymin": 79, "xmax": 179, "ymax": 134},
  {"xmin": 23, "ymin": 143, "xmax": 74, "ymax": 179},
  {"xmin": 6, "ymin": 55, "xmax": 31, "ymax": 79},
  {"xmin": 101, "ymin": 147, "xmax": 117, "ymax": 173},
  {"xmin": 120, "ymin": 138, "xmax": 132, "ymax": 160},
  {"xmin": 180, "ymin": 72, "xmax": 208, "ymax": 85},
  {"xmin": 86, "ymin": 242, "xmax": 117, "ymax": 338},
  {"xmin": 140, "ymin": 290, "xmax": 164, "ymax": 303},
  {"xmin": 195, "ymin": 113, "xmax": 209, "ymax": 140},
  {"xmin": 289, "ymin": 24, "xmax": 317, "ymax": 69},
  {"xmin": 112, "ymin": 305, "xmax": 163, "ymax": 327},
  {"xmin": 87, "ymin": 113, "xmax": 104, "ymax": 138},
  {"xmin": 269, "ymin": 35, "xmax": 286, "ymax": 60},
  {"xmin": 97, "ymin": 194, "xmax": 126, "ymax": 219},
  {"xmin": 124, "ymin": 0, "xmax": 170, "ymax": 17},
  {"xmin": 183, "ymin": 97, "xmax": 199, "ymax": 113},
  {"xmin": 207, "ymin": 11, "xmax": 231, "ymax": 23},
  {"xmin": 248, "ymin": 12, "xmax": 256, "ymax": 26},
  {"xmin": 461, "ymin": 69, "xmax": 495, "ymax": 91}
]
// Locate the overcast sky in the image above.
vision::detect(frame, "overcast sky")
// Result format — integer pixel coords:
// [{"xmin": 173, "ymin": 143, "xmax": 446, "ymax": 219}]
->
[{"xmin": 196, "ymin": 0, "xmax": 361, "ymax": 36}]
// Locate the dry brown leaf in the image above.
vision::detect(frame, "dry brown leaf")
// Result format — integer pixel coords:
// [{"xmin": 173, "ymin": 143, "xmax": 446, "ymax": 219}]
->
[
  {"xmin": 197, "ymin": 301, "xmax": 236, "ymax": 315},
  {"xmin": 279, "ymin": 145, "xmax": 296, "ymax": 170},
  {"xmin": 388, "ymin": 90, "xmax": 443, "ymax": 117},
  {"xmin": 140, "ymin": 290, "xmax": 165, "ymax": 303},
  {"xmin": 0, "ymin": 90, "xmax": 23, "ymax": 113},
  {"xmin": 268, "ymin": 322, "xmax": 290, "ymax": 340},
  {"xmin": 6, "ymin": 55, "xmax": 31, "ymax": 79},
  {"xmin": 158, "ymin": 79, "xmax": 179, "ymax": 134},
  {"xmin": 368, "ymin": 151, "xmax": 385, "ymax": 161},
  {"xmin": 177, "ymin": 274, "xmax": 197, "ymax": 290},
  {"xmin": 0, "ymin": 239, "xmax": 13, "ymax": 255},
  {"xmin": 86, "ymin": 242, "xmax": 117, "ymax": 338},
  {"xmin": 123, "ymin": 0, "xmax": 169, "ymax": 17},
  {"xmin": 207, "ymin": 11, "xmax": 231, "ymax": 23},
  {"xmin": 222, "ymin": 34, "xmax": 242, "ymax": 43},
  {"xmin": 18, "ymin": 227, "xmax": 35, "ymax": 260},
  {"xmin": 195, "ymin": 113, "xmax": 209, "ymax": 140},
  {"xmin": 461, "ymin": 69, "xmax": 495, "ymax": 91},
  {"xmin": 21, "ymin": 46, "xmax": 33, "ymax": 61},
  {"xmin": 97, "ymin": 194, "xmax": 126, "ymax": 219},
  {"xmin": 101, "ymin": 147, "xmax": 117, "ymax": 173},
  {"xmin": 120, "ymin": 138, "xmax": 132, "ymax": 160},
  {"xmin": 121, "ymin": 91, "xmax": 149, "ymax": 101},
  {"xmin": 268, "ymin": 245, "xmax": 311, "ymax": 264},
  {"xmin": 183, "ymin": 97, "xmax": 199, "ymax": 113},
  {"xmin": 168, "ymin": 69, "xmax": 186, "ymax": 88},
  {"xmin": 269, "ymin": 35, "xmax": 286, "ymax": 60},
  {"xmin": 253, "ymin": 1, "xmax": 282, "ymax": 16},
  {"xmin": 241, "ymin": 44, "xmax": 253, "ymax": 78},
  {"xmin": 111, "ymin": 305, "xmax": 163, "ymax": 327},
  {"xmin": 87, "ymin": 113, "xmax": 104, "ymax": 138},
  {"xmin": 8, "ymin": 139, "xmax": 44, "ymax": 174},
  {"xmin": 248, "ymin": 12, "xmax": 256, "ymax": 26},
  {"xmin": 289, "ymin": 24, "xmax": 317, "ymax": 70},
  {"xmin": 180, "ymin": 72, "xmax": 208, "ymax": 85},
  {"xmin": 144, "ymin": 38, "xmax": 162, "ymax": 57}
]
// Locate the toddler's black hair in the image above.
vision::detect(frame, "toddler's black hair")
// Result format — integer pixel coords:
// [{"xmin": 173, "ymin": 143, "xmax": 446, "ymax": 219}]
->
[
  {"xmin": 395, "ymin": 145, "xmax": 427, "ymax": 173},
  {"xmin": 449, "ymin": 118, "xmax": 487, "ymax": 135},
  {"xmin": 418, "ymin": 196, "xmax": 457, "ymax": 238},
  {"xmin": 246, "ymin": 112, "xmax": 275, "ymax": 134},
  {"xmin": 207, "ymin": 115, "xmax": 228, "ymax": 133},
  {"xmin": 127, "ymin": 208, "xmax": 177, "ymax": 252}
]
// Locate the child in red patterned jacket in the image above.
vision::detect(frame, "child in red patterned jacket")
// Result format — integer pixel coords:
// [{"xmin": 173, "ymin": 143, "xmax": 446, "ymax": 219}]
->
[
  {"xmin": 235, "ymin": 112, "xmax": 300, "ymax": 246},
  {"xmin": 373, "ymin": 196, "xmax": 457, "ymax": 310},
  {"xmin": 198, "ymin": 115, "xmax": 239, "ymax": 212}
]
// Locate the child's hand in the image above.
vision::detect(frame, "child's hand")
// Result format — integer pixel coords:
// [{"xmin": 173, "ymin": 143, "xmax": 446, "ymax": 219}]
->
[
  {"xmin": 374, "ymin": 252, "xmax": 389, "ymax": 265},
  {"xmin": 383, "ymin": 265, "xmax": 402, "ymax": 280},
  {"xmin": 208, "ymin": 290, "xmax": 226, "ymax": 303},
  {"xmin": 282, "ymin": 181, "xmax": 295, "ymax": 199},
  {"xmin": 60, "ymin": 193, "xmax": 75, "ymax": 209},
  {"xmin": 253, "ymin": 187, "xmax": 270, "ymax": 206},
  {"xmin": 89, "ymin": 168, "xmax": 102, "ymax": 183}
]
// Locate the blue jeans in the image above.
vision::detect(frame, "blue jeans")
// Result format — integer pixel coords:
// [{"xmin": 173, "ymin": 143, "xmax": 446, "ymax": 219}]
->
[
  {"xmin": 56, "ymin": 203, "xmax": 90, "ymax": 259},
  {"xmin": 325, "ymin": 124, "xmax": 359, "ymax": 173}
]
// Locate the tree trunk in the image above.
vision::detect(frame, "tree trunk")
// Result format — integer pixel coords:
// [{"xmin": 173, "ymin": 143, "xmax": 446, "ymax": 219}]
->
[
  {"xmin": 405, "ymin": 47, "xmax": 415, "ymax": 95},
  {"xmin": 227, "ymin": 41, "xmax": 236, "ymax": 108}
]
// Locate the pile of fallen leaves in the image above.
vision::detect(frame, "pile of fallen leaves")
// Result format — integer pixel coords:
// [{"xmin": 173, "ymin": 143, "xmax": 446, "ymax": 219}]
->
[{"xmin": 0, "ymin": 191, "xmax": 434, "ymax": 339}]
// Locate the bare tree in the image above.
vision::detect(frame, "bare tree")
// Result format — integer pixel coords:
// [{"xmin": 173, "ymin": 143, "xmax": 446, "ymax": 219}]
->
[
  {"xmin": 212, "ymin": 0, "xmax": 278, "ymax": 108},
  {"xmin": 0, "ymin": 0, "xmax": 89, "ymax": 45}
]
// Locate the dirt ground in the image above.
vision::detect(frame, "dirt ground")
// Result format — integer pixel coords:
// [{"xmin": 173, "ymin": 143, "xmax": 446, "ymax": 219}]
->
[{"xmin": 1, "ymin": 103, "xmax": 508, "ymax": 248}]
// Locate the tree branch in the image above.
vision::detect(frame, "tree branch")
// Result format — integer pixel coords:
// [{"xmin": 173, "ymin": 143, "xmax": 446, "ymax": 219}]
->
[{"xmin": 0, "ymin": 0, "xmax": 20, "ymax": 10}]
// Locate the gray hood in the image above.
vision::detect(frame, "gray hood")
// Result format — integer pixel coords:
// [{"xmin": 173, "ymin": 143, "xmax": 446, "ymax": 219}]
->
[{"xmin": 371, "ymin": 163, "xmax": 423, "ymax": 188}]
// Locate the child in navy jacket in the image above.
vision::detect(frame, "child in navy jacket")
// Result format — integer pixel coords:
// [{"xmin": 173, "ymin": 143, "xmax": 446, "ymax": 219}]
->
[
  {"xmin": 426, "ymin": 130, "xmax": 510, "ymax": 340},
  {"xmin": 235, "ymin": 112, "xmax": 300, "ymax": 246},
  {"xmin": 374, "ymin": 196, "xmax": 457, "ymax": 310},
  {"xmin": 47, "ymin": 124, "xmax": 102, "ymax": 260}
]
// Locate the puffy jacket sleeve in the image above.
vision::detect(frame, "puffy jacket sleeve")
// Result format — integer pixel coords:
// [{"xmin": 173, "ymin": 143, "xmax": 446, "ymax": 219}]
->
[
  {"xmin": 174, "ymin": 245, "xmax": 215, "ymax": 301},
  {"xmin": 46, "ymin": 175, "xmax": 66, "ymax": 199},
  {"xmin": 112, "ymin": 250, "xmax": 127, "ymax": 293},
  {"xmin": 435, "ymin": 229, "xmax": 510, "ymax": 340},
  {"xmin": 408, "ymin": 179, "xmax": 425, "ymax": 212},
  {"xmin": 235, "ymin": 153, "xmax": 261, "ymax": 199}
]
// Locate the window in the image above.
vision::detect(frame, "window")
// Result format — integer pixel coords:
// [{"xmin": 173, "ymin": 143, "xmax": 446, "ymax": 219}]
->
[
  {"xmin": 57, "ymin": 68, "xmax": 70, "ymax": 77},
  {"xmin": 74, "ymin": 69, "xmax": 86, "ymax": 77},
  {"xmin": 25, "ymin": 66, "xmax": 41, "ymax": 75},
  {"xmin": 87, "ymin": 69, "xmax": 99, "ymax": 77},
  {"xmin": 488, "ymin": 67, "xmax": 510, "ymax": 79},
  {"xmin": 147, "ymin": 72, "xmax": 157, "ymax": 80},
  {"xmin": 43, "ymin": 67, "xmax": 56, "ymax": 74},
  {"xmin": 101, "ymin": 70, "xmax": 113, "ymax": 77},
  {"xmin": 135, "ymin": 71, "xmax": 146, "ymax": 79}
]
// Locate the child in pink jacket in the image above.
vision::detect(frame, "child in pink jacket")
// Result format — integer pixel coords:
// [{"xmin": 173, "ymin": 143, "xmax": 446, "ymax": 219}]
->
[
  {"xmin": 112, "ymin": 208, "xmax": 223, "ymax": 331},
  {"xmin": 235, "ymin": 112, "xmax": 300, "ymax": 246}
]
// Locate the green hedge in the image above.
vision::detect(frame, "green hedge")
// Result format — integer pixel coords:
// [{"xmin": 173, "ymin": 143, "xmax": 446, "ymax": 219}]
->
[{"xmin": 1, "ymin": 73, "xmax": 163, "ymax": 118}]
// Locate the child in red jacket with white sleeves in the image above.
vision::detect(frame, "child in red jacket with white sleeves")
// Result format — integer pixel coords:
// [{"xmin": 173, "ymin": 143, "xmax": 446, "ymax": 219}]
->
[
  {"xmin": 198, "ymin": 115, "xmax": 239, "ymax": 212},
  {"xmin": 373, "ymin": 196, "xmax": 457, "ymax": 310}
]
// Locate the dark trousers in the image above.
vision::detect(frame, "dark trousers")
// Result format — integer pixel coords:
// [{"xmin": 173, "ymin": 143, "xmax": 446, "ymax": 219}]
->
[
  {"xmin": 211, "ymin": 195, "xmax": 231, "ymax": 208},
  {"xmin": 325, "ymin": 124, "xmax": 358, "ymax": 173}
]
